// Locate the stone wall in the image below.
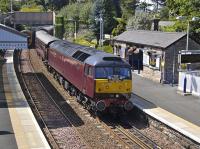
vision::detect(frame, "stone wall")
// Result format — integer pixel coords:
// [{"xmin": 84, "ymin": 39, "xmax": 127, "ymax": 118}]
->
[{"xmin": 134, "ymin": 66, "xmax": 161, "ymax": 83}]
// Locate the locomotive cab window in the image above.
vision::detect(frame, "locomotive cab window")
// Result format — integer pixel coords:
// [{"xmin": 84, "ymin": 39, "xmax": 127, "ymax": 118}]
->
[
  {"xmin": 95, "ymin": 67, "xmax": 131, "ymax": 79},
  {"xmin": 84, "ymin": 65, "xmax": 93, "ymax": 77}
]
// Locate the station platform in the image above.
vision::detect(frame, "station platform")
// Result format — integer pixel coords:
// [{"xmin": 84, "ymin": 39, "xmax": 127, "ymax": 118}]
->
[
  {"xmin": 131, "ymin": 72, "xmax": 200, "ymax": 144},
  {"xmin": 0, "ymin": 50, "xmax": 50, "ymax": 149}
]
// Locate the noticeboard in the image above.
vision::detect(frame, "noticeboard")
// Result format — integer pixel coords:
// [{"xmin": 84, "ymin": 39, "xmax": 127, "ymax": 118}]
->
[{"xmin": 181, "ymin": 54, "xmax": 200, "ymax": 63}]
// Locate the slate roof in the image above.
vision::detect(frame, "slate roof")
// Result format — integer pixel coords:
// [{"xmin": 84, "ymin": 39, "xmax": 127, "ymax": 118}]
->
[
  {"xmin": 114, "ymin": 30, "xmax": 186, "ymax": 49},
  {"xmin": 0, "ymin": 23, "xmax": 28, "ymax": 38}
]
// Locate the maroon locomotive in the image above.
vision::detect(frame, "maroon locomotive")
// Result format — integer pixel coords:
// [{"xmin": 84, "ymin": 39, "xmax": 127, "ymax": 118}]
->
[{"xmin": 35, "ymin": 30, "xmax": 133, "ymax": 113}]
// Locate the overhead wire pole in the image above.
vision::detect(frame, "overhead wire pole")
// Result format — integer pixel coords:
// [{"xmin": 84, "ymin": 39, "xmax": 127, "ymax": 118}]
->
[
  {"xmin": 101, "ymin": 13, "xmax": 104, "ymax": 47},
  {"xmin": 96, "ymin": 13, "xmax": 104, "ymax": 47}
]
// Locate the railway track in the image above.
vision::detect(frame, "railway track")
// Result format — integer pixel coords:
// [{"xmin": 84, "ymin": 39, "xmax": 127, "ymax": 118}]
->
[
  {"xmin": 18, "ymin": 49, "xmax": 162, "ymax": 149},
  {"xmin": 96, "ymin": 117, "xmax": 160, "ymax": 149},
  {"xmin": 15, "ymin": 50, "xmax": 88, "ymax": 149}
]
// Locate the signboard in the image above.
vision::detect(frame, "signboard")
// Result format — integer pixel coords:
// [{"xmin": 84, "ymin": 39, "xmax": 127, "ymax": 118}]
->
[
  {"xmin": 179, "ymin": 50, "xmax": 200, "ymax": 64},
  {"xmin": 181, "ymin": 54, "xmax": 200, "ymax": 63}
]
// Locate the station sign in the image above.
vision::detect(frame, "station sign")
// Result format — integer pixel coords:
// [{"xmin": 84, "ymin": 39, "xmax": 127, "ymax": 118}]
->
[{"xmin": 179, "ymin": 50, "xmax": 200, "ymax": 64}]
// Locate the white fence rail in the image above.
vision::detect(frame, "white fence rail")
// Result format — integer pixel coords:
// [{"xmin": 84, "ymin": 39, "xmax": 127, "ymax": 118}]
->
[{"xmin": 178, "ymin": 71, "xmax": 200, "ymax": 96}]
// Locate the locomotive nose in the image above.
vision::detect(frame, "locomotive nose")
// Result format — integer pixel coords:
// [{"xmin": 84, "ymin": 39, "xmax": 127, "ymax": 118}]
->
[
  {"xmin": 124, "ymin": 101, "xmax": 133, "ymax": 111},
  {"xmin": 96, "ymin": 100, "xmax": 106, "ymax": 111}
]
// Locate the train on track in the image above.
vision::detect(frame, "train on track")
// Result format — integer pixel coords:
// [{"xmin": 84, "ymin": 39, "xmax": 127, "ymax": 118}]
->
[{"xmin": 34, "ymin": 29, "xmax": 133, "ymax": 114}]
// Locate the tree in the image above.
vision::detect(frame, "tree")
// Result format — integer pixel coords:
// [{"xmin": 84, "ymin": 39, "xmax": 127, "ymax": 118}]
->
[
  {"xmin": 90, "ymin": 0, "xmax": 117, "ymax": 43},
  {"xmin": 112, "ymin": 17, "xmax": 126, "ymax": 36},
  {"xmin": 127, "ymin": 13, "xmax": 152, "ymax": 30},
  {"xmin": 35, "ymin": 0, "xmax": 49, "ymax": 11},
  {"xmin": 0, "ymin": 0, "xmax": 20, "ymax": 12},
  {"xmin": 120, "ymin": 0, "xmax": 139, "ymax": 20},
  {"xmin": 46, "ymin": 0, "xmax": 69, "ymax": 10},
  {"xmin": 139, "ymin": 2, "xmax": 153, "ymax": 12},
  {"xmin": 112, "ymin": 0, "xmax": 122, "ymax": 17},
  {"xmin": 166, "ymin": 0, "xmax": 200, "ymax": 44},
  {"xmin": 151, "ymin": 0, "xmax": 166, "ymax": 11}
]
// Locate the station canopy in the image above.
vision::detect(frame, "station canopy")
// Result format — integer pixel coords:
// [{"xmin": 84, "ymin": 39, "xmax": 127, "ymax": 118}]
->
[{"xmin": 0, "ymin": 24, "xmax": 28, "ymax": 50}]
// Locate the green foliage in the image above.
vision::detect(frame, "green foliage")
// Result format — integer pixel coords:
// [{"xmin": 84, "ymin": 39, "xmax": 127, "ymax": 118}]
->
[
  {"xmin": 59, "ymin": 2, "xmax": 92, "ymax": 24},
  {"xmin": 167, "ymin": 0, "xmax": 200, "ymax": 17},
  {"xmin": 74, "ymin": 38, "xmax": 96, "ymax": 47},
  {"xmin": 0, "ymin": 0, "xmax": 20, "ymax": 12},
  {"xmin": 20, "ymin": 0, "xmax": 44, "ymax": 12},
  {"xmin": 0, "ymin": 0, "xmax": 9, "ymax": 12},
  {"xmin": 97, "ymin": 45, "xmax": 113, "ymax": 54},
  {"xmin": 55, "ymin": 24, "xmax": 64, "ymax": 39},
  {"xmin": 20, "ymin": 6, "xmax": 43, "ymax": 12},
  {"xmin": 79, "ymin": 2, "xmax": 92, "ymax": 24},
  {"xmin": 127, "ymin": 13, "xmax": 152, "ymax": 30},
  {"xmin": 47, "ymin": 0, "xmax": 69, "ymax": 10},
  {"xmin": 121, "ymin": 0, "xmax": 139, "ymax": 20},
  {"xmin": 166, "ymin": 0, "xmax": 200, "ymax": 43},
  {"xmin": 139, "ymin": 2, "xmax": 153, "ymax": 12},
  {"xmin": 55, "ymin": 16, "xmax": 64, "ymax": 24},
  {"xmin": 59, "ymin": 3, "xmax": 79, "ymax": 20},
  {"xmin": 112, "ymin": 17, "xmax": 126, "ymax": 36},
  {"xmin": 159, "ymin": 6, "xmax": 169, "ymax": 20},
  {"xmin": 55, "ymin": 16, "xmax": 64, "ymax": 39}
]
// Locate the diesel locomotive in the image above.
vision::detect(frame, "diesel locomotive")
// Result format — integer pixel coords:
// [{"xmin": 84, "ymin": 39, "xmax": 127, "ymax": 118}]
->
[{"xmin": 35, "ymin": 29, "xmax": 133, "ymax": 113}]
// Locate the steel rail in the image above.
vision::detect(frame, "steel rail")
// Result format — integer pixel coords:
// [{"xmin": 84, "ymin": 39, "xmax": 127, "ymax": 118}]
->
[
  {"xmin": 96, "ymin": 117, "xmax": 160, "ymax": 149},
  {"xmin": 16, "ymin": 50, "xmax": 60, "ymax": 149},
  {"xmin": 116, "ymin": 125, "xmax": 155, "ymax": 149}
]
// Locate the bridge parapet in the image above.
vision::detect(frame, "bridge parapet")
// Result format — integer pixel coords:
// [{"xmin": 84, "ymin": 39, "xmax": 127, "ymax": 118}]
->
[{"xmin": 14, "ymin": 12, "xmax": 53, "ymax": 25}]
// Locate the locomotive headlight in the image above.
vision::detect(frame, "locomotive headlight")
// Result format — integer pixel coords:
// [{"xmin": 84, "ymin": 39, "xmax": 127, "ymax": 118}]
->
[
  {"xmin": 115, "ymin": 94, "xmax": 119, "ymax": 98},
  {"xmin": 106, "ymin": 85, "xmax": 109, "ymax": 89}
]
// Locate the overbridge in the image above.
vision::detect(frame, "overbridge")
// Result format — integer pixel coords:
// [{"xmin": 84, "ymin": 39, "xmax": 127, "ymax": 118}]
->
[{"xmin": 13, "ymin": 12, "xmax": 54, "ymax": 26}]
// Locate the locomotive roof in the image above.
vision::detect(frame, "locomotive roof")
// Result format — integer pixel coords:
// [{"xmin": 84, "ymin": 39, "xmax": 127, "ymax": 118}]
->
[
  {"xmin": 36, "ymin": 30, "xmax": 59, "ymax": 45},
  {"xmin": 85, "ymin": 54, "xmax": 130, "ymax": 67},
  {"xmin": 49, "ymin": 40, "xmax": 130, "ymax": 67}
]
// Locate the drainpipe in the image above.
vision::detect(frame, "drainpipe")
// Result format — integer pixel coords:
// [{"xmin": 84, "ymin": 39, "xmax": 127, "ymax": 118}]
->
[{"xmin": 172, "ymin": 45, "xmax": 176, "ymax": 86}]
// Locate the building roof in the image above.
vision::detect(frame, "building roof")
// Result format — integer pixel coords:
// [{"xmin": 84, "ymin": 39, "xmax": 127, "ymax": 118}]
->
[
  {"xmin": 0, "ymin": 23, "xmax": 27, "ymax": 38},
  {"xmin": 114, "ymin": 30, "xmax": 186, "ymax": 49}
]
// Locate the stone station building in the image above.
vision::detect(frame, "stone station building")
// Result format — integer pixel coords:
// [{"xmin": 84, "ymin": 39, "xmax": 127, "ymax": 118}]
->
[{"xmin": 113, "ymin": 30, "xmax": 200, "ymax": 84}]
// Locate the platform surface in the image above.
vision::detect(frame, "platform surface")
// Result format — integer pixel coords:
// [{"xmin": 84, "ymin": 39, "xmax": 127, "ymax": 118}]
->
[
  {"xmin": 131, "ymin": 72, "xmax": 200, "ymax": 144},
  {"xmin": 0, "ymin": 50, "xmax": 50, "ymax": 149}
]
